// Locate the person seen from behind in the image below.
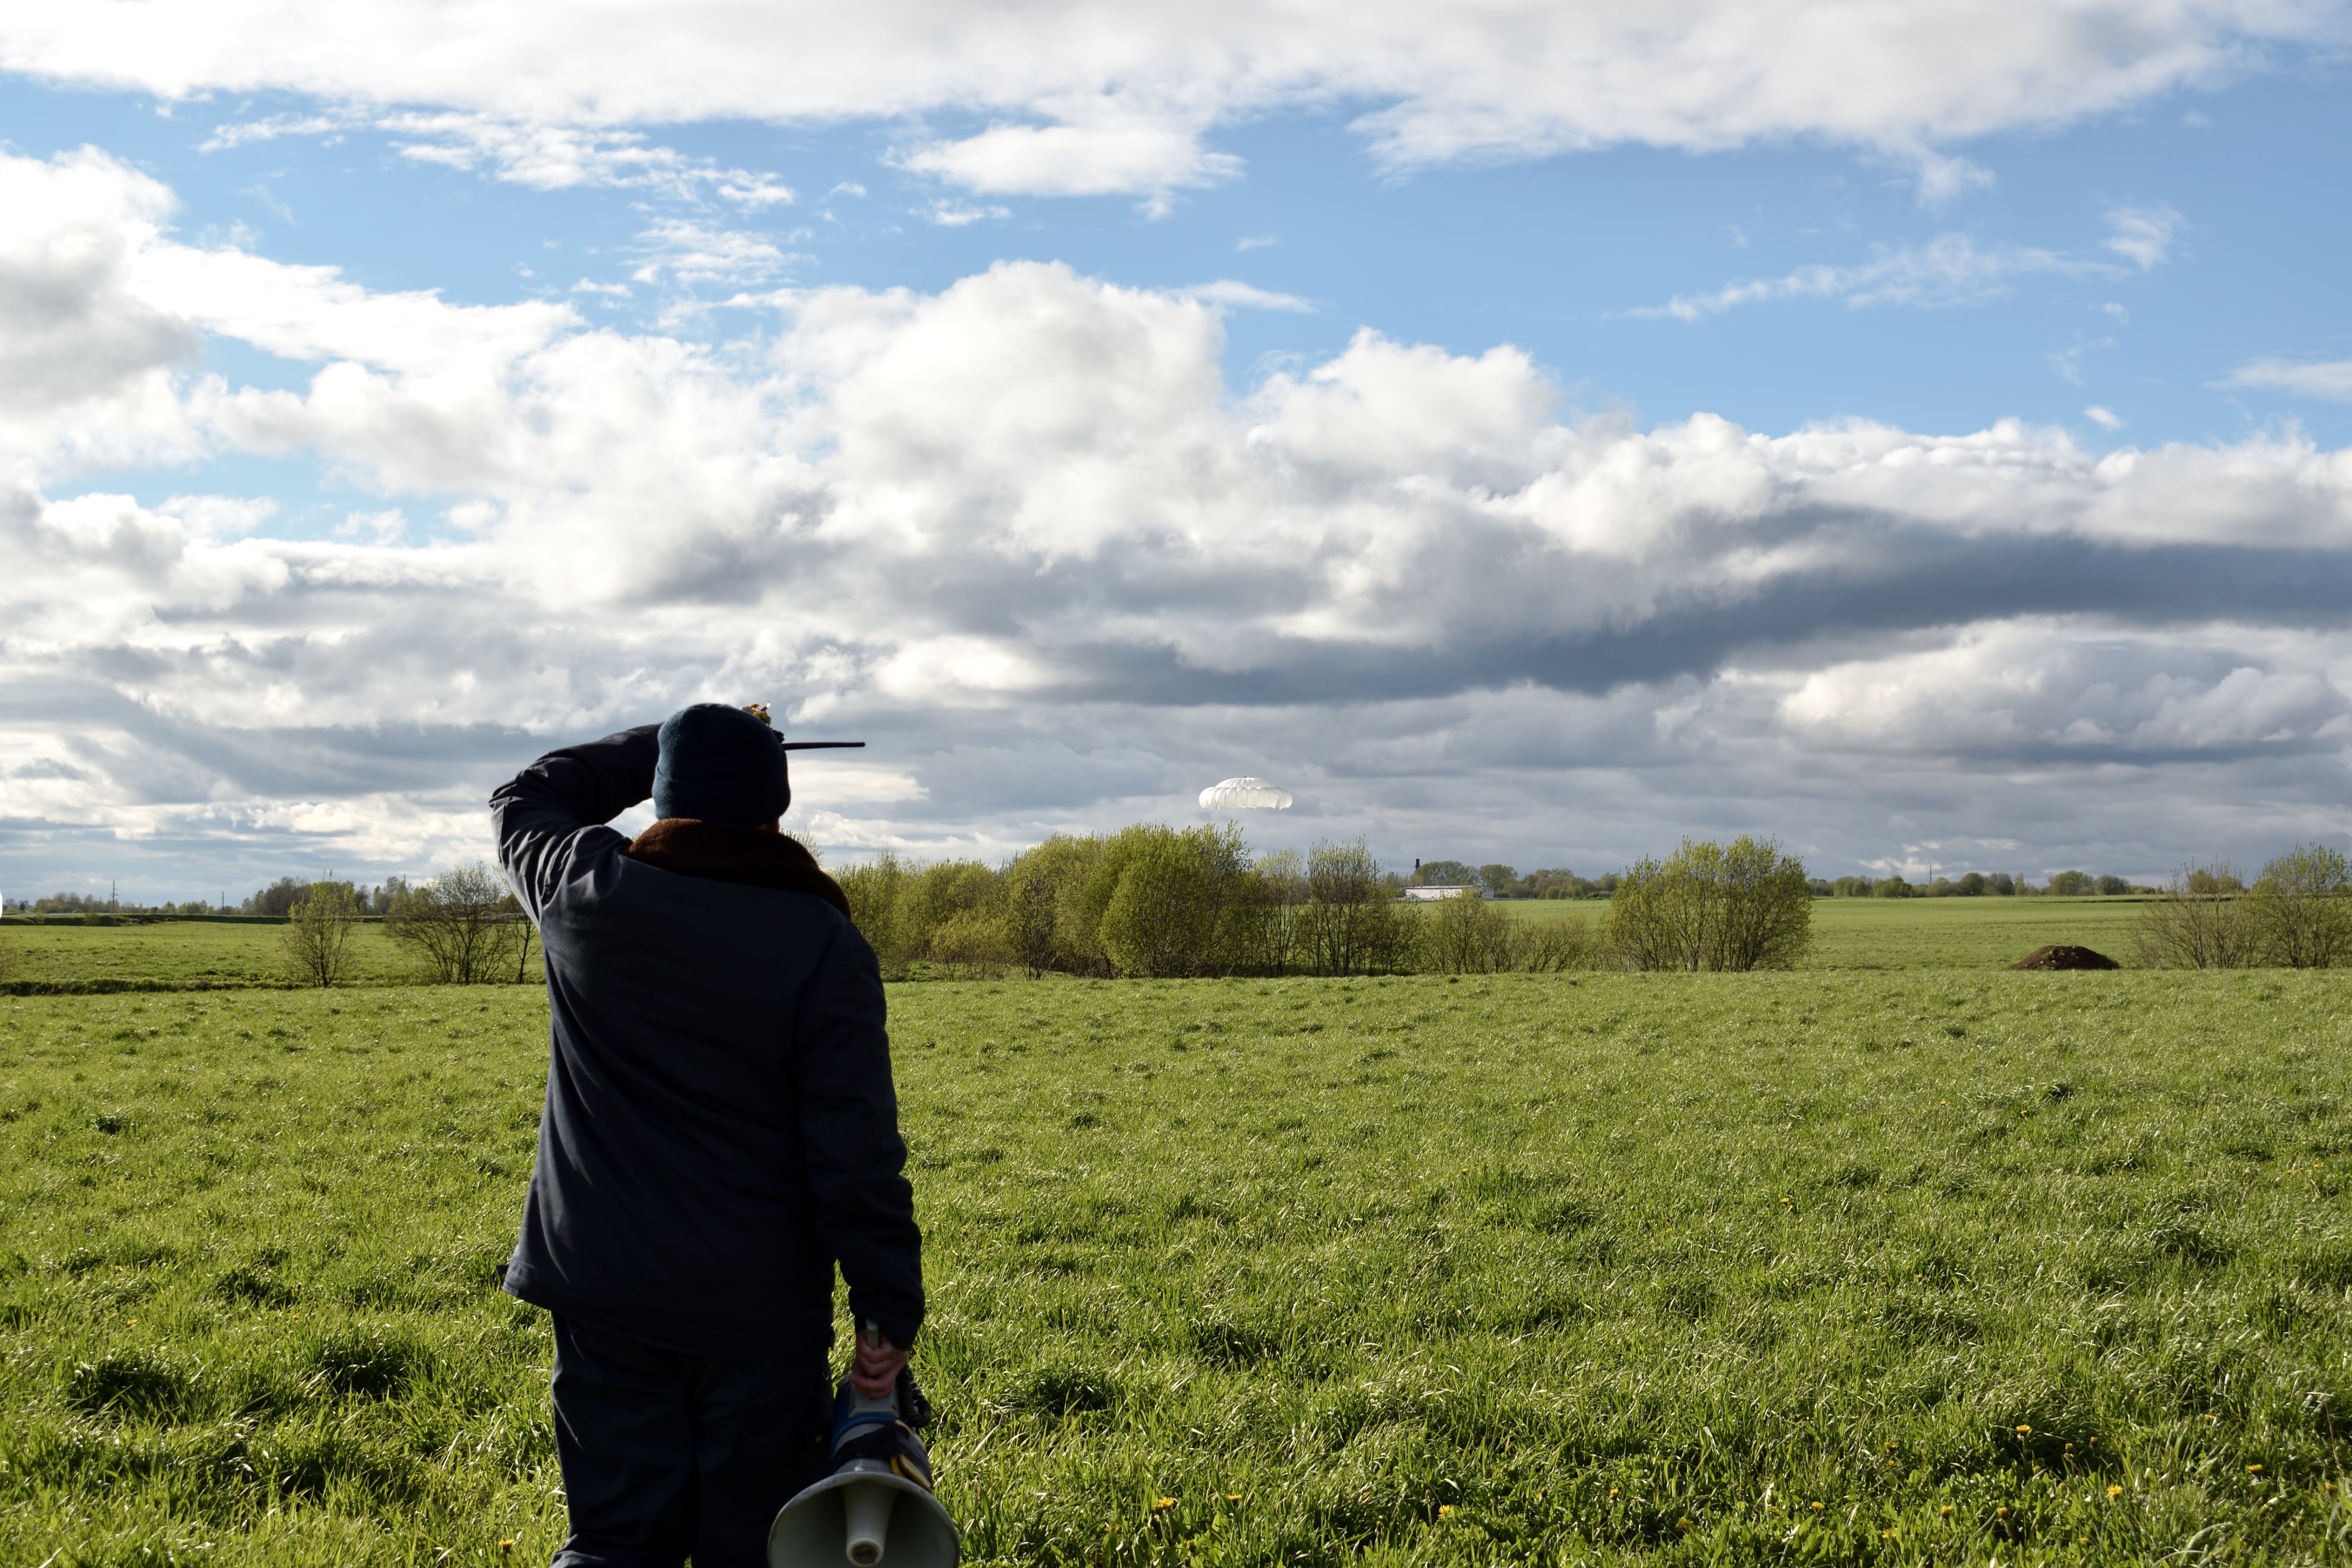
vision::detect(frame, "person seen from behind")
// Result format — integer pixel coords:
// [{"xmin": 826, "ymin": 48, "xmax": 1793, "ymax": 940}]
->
[{"xmin": 491, "ymin": 702, "xmax": 922, "ymax": 1567}]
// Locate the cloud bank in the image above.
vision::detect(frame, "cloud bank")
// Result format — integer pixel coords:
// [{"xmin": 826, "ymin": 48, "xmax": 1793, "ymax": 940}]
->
[
  {"xmin": 6, "ymin": 0, "xmax": 2343, "ymax": 200},
  {"xmin": 2, "ymin": 146, "xmax": 2350, "ymax": 895}
]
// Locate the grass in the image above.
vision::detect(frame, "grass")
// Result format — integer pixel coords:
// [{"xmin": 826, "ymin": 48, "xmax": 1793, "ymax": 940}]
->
[
  {"xmin": 0, "ymin": 921, "xmax": 540, "ymax": 991},
  {"xmin": 1501, "ymin": 895, "xmax": 2151, "ymax": 971},
  {"xmin": 4, "ymin": 971, "xmax": 2348, "ymax": 1564}
]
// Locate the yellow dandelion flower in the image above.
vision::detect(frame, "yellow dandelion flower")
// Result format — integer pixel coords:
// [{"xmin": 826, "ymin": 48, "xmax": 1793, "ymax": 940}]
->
[
  {"xmin": 2016, "ymin": 1424, "xmax": 2032, "ymax": 1435},
  {"xmin": 1224, "ymin": 1494, "xmax": 1241, "ymax": 1503},
  {"xmin": 1438, "ymin": 1505, "xmax": 1454, "ymax": 1519},
  {"xmin": 499, "ymin": 1542, "xmax": 516, "ymax": 1553},
  {"xmin": 1810, "ymin": 1502, "xmax": 1823, "ymax": 1512},
  {"xmin": 1677, "ymin": 1517, "xmax": 1693, "ymax": 1530},
  {"xmin": 1609, "ymin": 1487, "xmax": 1620, "ymax": 1498},
  {"xmin": 2107, "ymin": 1485, "xmax": 2123, "ymax": 1498},
  {"xmin": 1996, "ymin": 1506, "xmax": 2010, "ymax": 1517},
  {"xmin": 2248, "ymin": 1465, "xmax": 2263, "ymax": 1473},
  {"xmin": 1939, "ymin": 1505, "xmax": 1954, "ymax": 1517}
]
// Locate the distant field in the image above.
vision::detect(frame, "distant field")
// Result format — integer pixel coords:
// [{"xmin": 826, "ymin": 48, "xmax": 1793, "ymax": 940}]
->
[
  {"xmin": 3, "ymin": 971, "xmax": 2346, "ymax": 1564},
  {"xmin": 2, "ymin": 898, "xmax": 2151, "ymax": 992},
  {"xmin": 0, "ymin": 920, "xmax": 543, "ymax": 990},
  {"xmin": 1505, "ymin": 895, "xmax": 2150, "ymax": 969}
]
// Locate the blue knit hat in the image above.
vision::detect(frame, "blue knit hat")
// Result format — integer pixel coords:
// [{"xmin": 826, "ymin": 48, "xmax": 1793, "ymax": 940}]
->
[{"xmin": 653, "ymin": 703, "xmax": 790, "ymax": 825}]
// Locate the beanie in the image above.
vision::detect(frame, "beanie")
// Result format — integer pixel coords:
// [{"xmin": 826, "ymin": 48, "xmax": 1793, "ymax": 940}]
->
[{"xmin": 652, "ymin": 703, "xmax": 790, "ymax": 825}]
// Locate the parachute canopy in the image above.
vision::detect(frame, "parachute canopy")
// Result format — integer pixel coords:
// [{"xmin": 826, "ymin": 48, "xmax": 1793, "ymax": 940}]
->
[{"xmin": 1198, "ymin": 777, "xmax": 1293, "ymax": 811}]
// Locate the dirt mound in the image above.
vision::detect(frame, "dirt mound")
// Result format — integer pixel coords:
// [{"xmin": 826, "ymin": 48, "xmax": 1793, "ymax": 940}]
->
[{"xmin": 2011, "ymin": 944, "xmax": 2120, "ymax": 971}]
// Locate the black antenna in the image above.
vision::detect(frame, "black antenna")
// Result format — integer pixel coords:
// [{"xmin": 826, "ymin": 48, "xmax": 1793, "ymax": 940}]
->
[{"xmin": 780, "ymin": 741, "xmax": 865, "ymax": 751}]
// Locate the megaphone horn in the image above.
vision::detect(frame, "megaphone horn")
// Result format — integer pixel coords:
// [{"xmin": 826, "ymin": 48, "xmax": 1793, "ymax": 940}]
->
[{"xmin": 769, "ymin": 1326, "xmax": 959, "ymax": 1568}]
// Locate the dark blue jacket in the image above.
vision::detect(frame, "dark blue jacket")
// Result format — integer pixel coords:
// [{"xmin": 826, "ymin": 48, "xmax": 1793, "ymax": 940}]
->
[{"xmin": 491, "ymin": 724, "xmax": 923, "ymax": 1359}]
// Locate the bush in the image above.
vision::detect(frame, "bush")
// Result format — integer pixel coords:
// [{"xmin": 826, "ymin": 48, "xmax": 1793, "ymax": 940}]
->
[
  {"xmin": 1300, "ymin": 838, "xmax": 1413, "ymax": 976},
  {"xmin": 279, "ymin": 880, "xmax": 361, "ymax": 988},
  {"xmin": 1605, "ymin": 837, "xmax": 1812, "ymax": 972},
  {"xmin": 2245, "ymin": 842, "xmax": 2352, "ymax": 969},
  {"xmin": 2137, "ymin": 862, "xmax": 2259, "ymax": 969},
  {"xmin": 1425, "ymin": 889, "xmax": 1515, "ymax": 974},
  {"xmin": 1097, "ymin": 825, "xmax": 1251, "ymax": 978},
  {"xmin": 385, "ymin": 861, "xmax": 531, "ymax": 983}
]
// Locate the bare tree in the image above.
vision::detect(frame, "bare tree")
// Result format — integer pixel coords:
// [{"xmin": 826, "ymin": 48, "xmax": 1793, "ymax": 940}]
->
[
  {"xmin": 2137, "ymin": 862, "xmax": 2259, "ymax": 969},
  {"xmin": 2246, "ymin": 842, "xmax": 2352, "ymax": 969},
  {"xmin": 279, "ymin": 880, "xmax": 362, "ymax": 987},
  {"xmin": 386, "ymin": 861, "xmax": 530, "ymax": 983}
]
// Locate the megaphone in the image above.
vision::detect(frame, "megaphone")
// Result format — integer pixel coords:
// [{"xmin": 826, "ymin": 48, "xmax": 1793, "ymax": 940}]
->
[{"xmin": 769, "ymin": 1328, "xmax": 959, "ymax": 1568}]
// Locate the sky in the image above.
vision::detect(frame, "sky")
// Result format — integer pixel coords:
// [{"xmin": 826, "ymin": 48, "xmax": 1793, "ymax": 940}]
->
[{"xmin": 2, "ymin": 0, "xmax": 2350, "ymax": 903}]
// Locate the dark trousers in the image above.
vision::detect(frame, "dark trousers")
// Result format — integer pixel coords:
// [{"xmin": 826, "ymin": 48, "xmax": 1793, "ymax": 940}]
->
[{"xmin": 549, "ymin": 1315, "xmax": 832, "ymax": 1568}]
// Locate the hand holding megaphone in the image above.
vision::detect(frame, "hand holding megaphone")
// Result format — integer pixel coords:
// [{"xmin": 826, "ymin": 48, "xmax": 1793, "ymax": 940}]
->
[{"xmin": 768, "ymin": 1322, "xmax": 958, "ymax": 1568}]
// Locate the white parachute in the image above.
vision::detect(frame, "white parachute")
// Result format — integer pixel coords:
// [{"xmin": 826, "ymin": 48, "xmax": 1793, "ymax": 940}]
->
[{"xmin": 1198, "ymin": 777, "xmax": 1293, "ymax": 810}]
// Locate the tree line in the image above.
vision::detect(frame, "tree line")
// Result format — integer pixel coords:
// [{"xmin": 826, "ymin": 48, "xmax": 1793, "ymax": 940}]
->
[
  {"xmin": 1822, "ymin": 870, "xmax": 2151, "ymax": 898},
  {"xmin": 831, "ymin": 828, "xmax": 1814, "ymax": 978}
]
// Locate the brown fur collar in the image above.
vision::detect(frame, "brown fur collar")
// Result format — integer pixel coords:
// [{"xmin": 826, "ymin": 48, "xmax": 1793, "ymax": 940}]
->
[{"xmin": 624, "ymin": 818, "xmax": 851, "ymax": 918}]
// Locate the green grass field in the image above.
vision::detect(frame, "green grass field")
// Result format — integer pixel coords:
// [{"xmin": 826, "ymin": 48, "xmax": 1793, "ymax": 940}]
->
[
  {"xmin": 0, "ymin": 920, "xmax": 542, "ymax": 991},
  {"xmin": 1501, "ymin": 895, "xmax": 2150, "ymax": 971},
  {"xmin": 4, "ymin": 970, "xmax": 2347, "ymax": 1564}
]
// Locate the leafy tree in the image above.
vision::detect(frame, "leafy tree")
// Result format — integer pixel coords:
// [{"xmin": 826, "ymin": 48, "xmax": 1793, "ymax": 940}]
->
[
  {"xmin": 2137, "ymin": 862, "xmax": 2258, "ymax": 969},
  {"xmin": 1097, "ymin": 825, "xmax": 1251, "ymax": 978},
  {"xmin": 279, "ymin": 880, "xmax": 361, "ymax": 987},
  {"xmin": 1477, "ymin": 864, "xmax": 1516, "ymax": 898},
  {"xmin": 1411, "ymin": 859, "xmax": 1476, "ymax": 888},
  {"xmin": 2094, "ymin": 874, "xmax": 2129, "ymax": 896},
  {"xmin": 246, "ymin": 877, "xmax": 309, "ymax": 917},
  {"xmin": 836, "ymin": 853, "xmax": 911, "ymax": 971},
  {"xmin": 1873, "ymin": 875, "xmax": 1912, "ymax": 899},
  {"xmin": 2245, "ymin": 842, "xmax": 2352, "ymax": 969},
  {"xmin": 2046, "ymin": 870, "xmax": 2094, "ymax": 897},
  {"xmin": 1606, "ymin": 837, "xmax": 1812, "ymax": 972}
]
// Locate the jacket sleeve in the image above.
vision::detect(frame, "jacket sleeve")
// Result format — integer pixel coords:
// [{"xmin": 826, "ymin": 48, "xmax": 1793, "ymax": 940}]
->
[
  {"xmin": 488, "ymin": 725, "xmax": 662, "ymax": 921},
  {"xmin": 793, "ymin": 921, "xmax": 925, "ymax": 1350}
]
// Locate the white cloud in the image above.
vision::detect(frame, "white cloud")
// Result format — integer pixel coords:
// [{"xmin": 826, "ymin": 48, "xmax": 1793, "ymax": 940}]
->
[
  {"xmin": 922, "ymin": 200, "xmax": 1011, "ymax": 227},
  {"xmin": 5, "ymin": 145, "xmax": 2352, "ymax": 890},
  {"xmin": 2226, "ymin": 357, "xmax": 2352, "ymax": 400},
  {"xmin": 1634, "ymin": 233, "xmax": 2109, "ymax": 320},
  {"xmin": 5, "ymin": 1, "xmax": 2334, "ymax": 200},
  {"xmin": 2084, "ymin": 405, "xmax": 2125, "ymax": 430},
  {"xmin": 2103, "ymin": 202, "xmax": 2184, "ymax": 269},
  {"xmin": 898, "ymin": 104, "xmax": 1242, "ymax": 208},
  {"xmin": 629, "ymin": 220, "xmax": 796, "ymax": 286},
  {"xmin": 1178, "ymin": 280, "xmax": 1317, "ymax": 312},
  {"xmin": 203, "ymin": 106, "xmax": 795, "ymax": 205},
  {"xmin": 1908, "ymin": 149, "xmax": 1997, "ymax": 208}
]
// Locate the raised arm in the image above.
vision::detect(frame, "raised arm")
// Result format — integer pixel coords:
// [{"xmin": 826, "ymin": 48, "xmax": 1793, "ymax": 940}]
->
[
  {"xmin": 793, "ymin": 922, "xmax": 926, "ymax": 1351},
  {"xmin": 488, "ymin": 724, "xmax": 660, "ymax": 921}
]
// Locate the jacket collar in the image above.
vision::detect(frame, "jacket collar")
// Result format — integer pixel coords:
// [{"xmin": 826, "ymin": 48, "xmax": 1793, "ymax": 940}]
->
[{"xmin": 623, "ymin": 818, "xmax": 852, "ymax": 919}]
